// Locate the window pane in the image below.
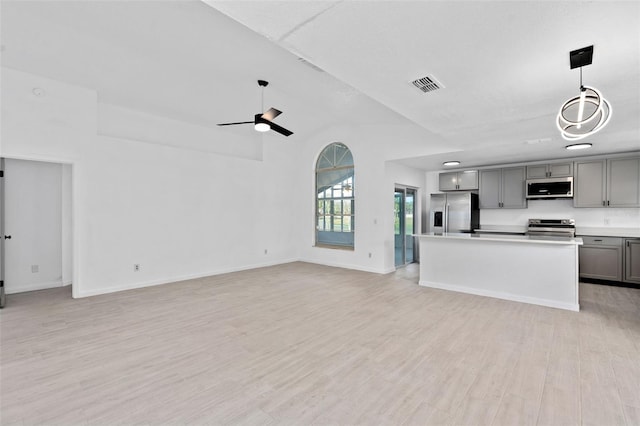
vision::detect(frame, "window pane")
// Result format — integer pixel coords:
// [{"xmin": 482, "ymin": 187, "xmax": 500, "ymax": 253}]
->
[
  {"xmin": 333, "ymin": 216, "xmax": 343, "ymax": 231},
  {"xmin": 334, "ymin": 201, "xmax": 342, "ymax": 215},
  {"xmin": 343, "ymin": 215, "xmax": 352, "ymax": 231},
  {"xmin": 343, "ymin": 200, "xmax": 351, "ymax": 215}
]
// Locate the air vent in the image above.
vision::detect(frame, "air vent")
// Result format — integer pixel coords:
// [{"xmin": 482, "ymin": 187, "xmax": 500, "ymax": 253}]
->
[{"xmin": 411, "ymin": 75, "xmax": 444, "ymax": 93}]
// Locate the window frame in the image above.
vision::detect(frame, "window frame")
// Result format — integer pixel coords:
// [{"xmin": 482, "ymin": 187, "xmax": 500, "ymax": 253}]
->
[{"xmin": 315, "ymin": 143, "xmax": 355, "ymax": 250}]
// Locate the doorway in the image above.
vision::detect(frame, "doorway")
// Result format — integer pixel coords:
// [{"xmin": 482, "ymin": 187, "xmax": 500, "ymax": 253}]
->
[
  {"xmin": 1, "ymin": 158, "xmax": 72, "ymax": 302},
  {"xmin": 394, "ymin": 187, "xmax": 416, "ymax": 268}
]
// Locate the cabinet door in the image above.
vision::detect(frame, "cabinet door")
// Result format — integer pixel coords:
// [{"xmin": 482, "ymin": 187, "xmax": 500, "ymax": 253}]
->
[
  {"xmin": 479, "ymin": 169, "xmax": 501, "ymax": 209},
  {"xmin": 439, "ymin": 172, "xmax": 458, "ymax": 191},
  {"xmin": 526, "ymin": 165, "xmax": 548, "ymax": 179},
  {"xmin": 579, "ymin": 245, "xmax": 623, "ymax": 281},
  {"xmin": 501, "ymin": 167, "xmax": 527, "ymax": 208},
  {"xmin": 457, "ymin": 171, "xmax": 478, "ymax": 190},
  {"xmin": 607, "ymin": 157, "xmax": 640, "ymax": 207},
  {"xmin": 549, "ymin": 162, "xmax": 573, "ymax": 178},
  {"xmin": 574, "ymin": 160, "xmax": 606, "ymax": 207},
  {"xmin": 624, "ymin": 239, "xmax": 640, "ymax": 284}
]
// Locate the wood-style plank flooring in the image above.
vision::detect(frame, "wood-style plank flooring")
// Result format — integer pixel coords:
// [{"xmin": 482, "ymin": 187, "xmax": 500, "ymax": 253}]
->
[{"xmin": 1, "ymin": 262, "xmax": 639, "ymax": 425}]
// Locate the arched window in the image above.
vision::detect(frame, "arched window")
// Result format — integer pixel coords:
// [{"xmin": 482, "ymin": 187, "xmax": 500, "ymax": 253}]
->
[{"xmin": 316, "ymin": 143, "xmax": 354, "ymax": 248}]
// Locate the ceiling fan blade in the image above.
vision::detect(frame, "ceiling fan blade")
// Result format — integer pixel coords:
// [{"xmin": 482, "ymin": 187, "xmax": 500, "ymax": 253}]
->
[
  {"xmin": 217, "ymin": 121, "xmax": 253, "ymax": 126},
  {"xmin": 261, "ymin": 107, "xmax": 282, "ymax": 121},
  {"xmin": 268, "ymin": 121, "xmax": 294, "ymax": 137}
]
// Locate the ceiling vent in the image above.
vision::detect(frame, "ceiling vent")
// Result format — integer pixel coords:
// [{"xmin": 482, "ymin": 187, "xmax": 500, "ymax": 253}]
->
[{"xmin": 411, "ymin": 75, "xmax": 444, "ymax": 93}]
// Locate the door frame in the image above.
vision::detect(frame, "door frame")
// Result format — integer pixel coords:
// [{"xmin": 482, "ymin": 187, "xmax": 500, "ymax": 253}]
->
[
  {"xmin": 394, "ymin": 185, "xmax": 418, "ymax": 268},
  {"xmin": 1, "ymin": 154, "xmax": 78, "ymax": 299}
]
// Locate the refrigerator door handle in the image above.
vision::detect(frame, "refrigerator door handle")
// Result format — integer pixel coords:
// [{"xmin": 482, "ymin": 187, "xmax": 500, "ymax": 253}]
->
[{"xmin": 445, "ymin": 204, "xmax": 449, "ymax": 232}]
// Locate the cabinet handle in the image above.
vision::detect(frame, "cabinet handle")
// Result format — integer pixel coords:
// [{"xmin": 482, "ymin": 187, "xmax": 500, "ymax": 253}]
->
[
  {"xmin": 628, "ymin": 241, "xmax": 631, "ymax": 247},
  {"xmin": 607, "ymin": 200, "xmax": 610, "ymax": 206},
  {"xmin": 602, "ymin": 200, "xmax": 606, "ymax": 206},
  {"xmin": 594, "ymin": 239, "xmax": 603, "ymax": 242}
]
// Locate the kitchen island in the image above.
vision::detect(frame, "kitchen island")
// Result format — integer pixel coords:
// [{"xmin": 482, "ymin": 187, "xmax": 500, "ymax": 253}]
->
[{"xmin": 416, "ymin": 233, "xmax": 583, "ymax": 311}]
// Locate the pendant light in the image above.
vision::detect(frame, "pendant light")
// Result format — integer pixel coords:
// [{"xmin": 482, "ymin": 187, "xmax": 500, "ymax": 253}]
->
[{"xmin": 556, "ymin": 46, "xmax": 611, "ymax": 141}]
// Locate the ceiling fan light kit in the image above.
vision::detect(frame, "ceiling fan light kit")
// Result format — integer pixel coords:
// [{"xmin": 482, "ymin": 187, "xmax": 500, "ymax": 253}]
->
[
  {"xmin": 556, "ymin": 45, "xmax": 611, "ymax": 142},
  {"xmin": 217, "ymin": 80, "xmax": 294, "ymax": 137}
]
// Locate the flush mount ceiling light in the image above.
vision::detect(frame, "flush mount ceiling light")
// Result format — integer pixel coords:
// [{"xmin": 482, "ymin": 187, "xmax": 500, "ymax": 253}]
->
[
  {"xmin": 565, "ymin": 143, "xmax": 592, "ymax": 150},
  {"xmin": 443, "ymin": 161, "xmax": 460, "ymax": 166},
  {"xmin": 556, "ymin": 45, "xmax": 611, "ymax": 141}
]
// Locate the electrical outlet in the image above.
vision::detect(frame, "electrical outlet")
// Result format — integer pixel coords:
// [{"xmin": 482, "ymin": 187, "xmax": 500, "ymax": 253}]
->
[
  {"xmin": 31, "ymin": 264, "xmax": 39, "ymax": 273},
  {"xmin": 134, "ymin": 264, "xmax": 140, "ymax": 272},
  {"xmin": 604, "ymin": 218, "xmax": 610, "ymax": 225}
]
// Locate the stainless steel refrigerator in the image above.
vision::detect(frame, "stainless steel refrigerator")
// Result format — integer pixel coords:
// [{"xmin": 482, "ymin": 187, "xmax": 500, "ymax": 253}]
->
[{"xmin": 430, "ymin": 192, "xmax": 479, "ymax": 233}]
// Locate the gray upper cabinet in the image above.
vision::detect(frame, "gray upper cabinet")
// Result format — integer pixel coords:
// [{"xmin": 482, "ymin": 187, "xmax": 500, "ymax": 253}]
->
[
  {"xmin": 608, "ymin": 158, "xmax": 640, "ymax": 207},
  {"xmin": 526, "ymin": 162, "xmax": 573, "ymax": 179},
  {"xmin": 574, "ymin": 160, "xmax": 607, "ymax": 207},
  {"xmin": 479, "ymin": 169, "xmax": 501, "ymax": 208},
  {"xmin": 479, "ymin": 167, "xmax": 527, "ymax": 209},
  {"xmin": 439, "ymin": 170, "xmax": 478, "ymax": 191},
  {"xmin": 574, "ymin": 157, "xmax": 640, "ymax": 207}
]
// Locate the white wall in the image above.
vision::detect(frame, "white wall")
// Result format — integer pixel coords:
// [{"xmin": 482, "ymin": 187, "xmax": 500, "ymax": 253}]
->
[
  {"xmin": 4, "ymin": 159, "xmax": 65, "ymax": 294},
  {"xmin": 481, "ymin": 199, "xmax": 640, "ymax": 229},
  {"xmin": 1, "ymin": 67, "xmax": 299, "ymax": 297},
  {"xmin": 61, "ymin": 163, "xmax": 73, "ymax": 285},
  {"xmin": 295, "ymin": 125, "xmax": 437, "ymax": 274}
]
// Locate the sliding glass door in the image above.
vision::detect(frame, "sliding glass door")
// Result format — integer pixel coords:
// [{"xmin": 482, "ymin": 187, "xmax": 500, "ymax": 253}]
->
[{"xmin": 394, "ymin": 187, "xmax": 416, "ymax": 268}]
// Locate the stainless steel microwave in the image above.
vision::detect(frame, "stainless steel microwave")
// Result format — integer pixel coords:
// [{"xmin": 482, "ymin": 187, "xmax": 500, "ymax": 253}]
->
[{"xmin": 526, "ymin": 176, "xmax": 573, "ymax": 199}]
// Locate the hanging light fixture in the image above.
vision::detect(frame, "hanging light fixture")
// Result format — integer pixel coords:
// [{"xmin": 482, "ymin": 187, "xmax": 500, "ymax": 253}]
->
[{"xmin": 556, "ymin": 45, "xmax": 611, "ymax": 141}]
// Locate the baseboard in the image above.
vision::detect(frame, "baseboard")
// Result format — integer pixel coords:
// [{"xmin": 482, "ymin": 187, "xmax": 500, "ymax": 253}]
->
[
  {"xmin": 419, "ymin": 280, "xmax": 580, "ymax": 312},
  {"xmin": 5, "ymin": 280, "xmax": 64, "ymax": 295},
  {"xmin": 299, "ymin": 258, "xmax": 394, "ymax": 274},
  {"xmin": 74, "ymin": 258, "xmax": 299, "ymax": 298}
]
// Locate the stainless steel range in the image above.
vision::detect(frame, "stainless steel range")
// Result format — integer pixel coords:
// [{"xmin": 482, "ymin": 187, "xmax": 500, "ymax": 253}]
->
[{"xmin": 527, "ymin": 219, "xmax": 576, "ymax": 238}]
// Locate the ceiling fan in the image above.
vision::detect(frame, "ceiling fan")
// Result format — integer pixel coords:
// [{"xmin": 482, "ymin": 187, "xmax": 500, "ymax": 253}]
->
[{"xmin": 217, "ymin": 80, "xmax": 293, "ymax": 137}]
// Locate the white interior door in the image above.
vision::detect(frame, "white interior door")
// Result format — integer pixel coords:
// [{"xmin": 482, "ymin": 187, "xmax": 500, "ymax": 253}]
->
[{"xmin": 1, "ymin": 158, "xmax": 6, "ymax": 307}]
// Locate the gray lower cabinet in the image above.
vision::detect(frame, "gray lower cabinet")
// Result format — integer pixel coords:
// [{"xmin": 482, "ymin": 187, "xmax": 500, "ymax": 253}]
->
[
  {"xmin": 479, "ymin": 167, "xmax": 526, "ymax": 209},
  {"xmin": 624, "ymin": 239, "xmax": 640, "ymax": 285},
  {"xmin": 574, "ymin": 157, "xmax": 640, "ymax": 207},
  {"xmin": 579, "ymin": 236, "xmax": 623, "ymax": 281}
]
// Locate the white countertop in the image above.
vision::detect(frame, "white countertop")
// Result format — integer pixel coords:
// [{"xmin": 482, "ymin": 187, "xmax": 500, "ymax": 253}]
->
[
  {"xmin": 575, "ymin": 227, "xmax": 640, "ymax": 238},
  {"xmin": 416, "ymin": 232, "xmax": 583, "ymax": 245},
  {"xmin": 473, "ymin": 225, "xmax": 526, "ymax": 234},
  {"xmin": 475, "ymin": 225, "xmax": 639, "ymax": 238}
]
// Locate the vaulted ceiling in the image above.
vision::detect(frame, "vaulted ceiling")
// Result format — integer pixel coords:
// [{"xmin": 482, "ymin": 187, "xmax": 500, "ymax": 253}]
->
[{"xmin": 2, "ymin": 1, "xmax": 639, "ymax": 170}]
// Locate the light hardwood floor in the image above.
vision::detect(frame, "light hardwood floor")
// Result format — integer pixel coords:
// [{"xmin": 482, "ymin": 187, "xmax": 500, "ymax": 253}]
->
[{"xmin": 1, "ymin": 262, "xmax": 639, "ymax": 425}]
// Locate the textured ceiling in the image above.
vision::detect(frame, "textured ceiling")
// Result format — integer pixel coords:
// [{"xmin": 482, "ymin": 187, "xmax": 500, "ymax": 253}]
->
[{"xmin": 1, "ymin": 1, "xmax": 639, "ymax": 170}]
